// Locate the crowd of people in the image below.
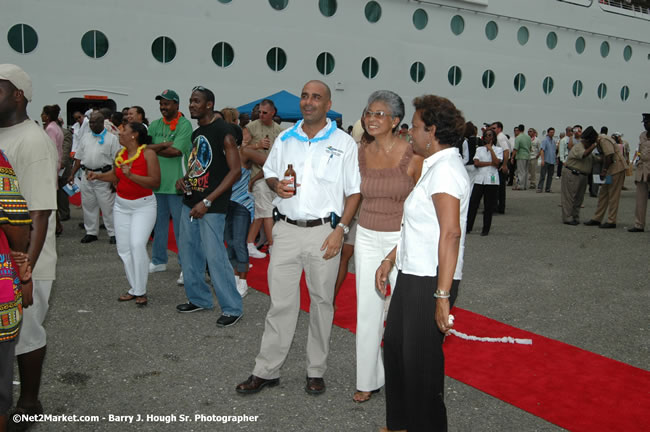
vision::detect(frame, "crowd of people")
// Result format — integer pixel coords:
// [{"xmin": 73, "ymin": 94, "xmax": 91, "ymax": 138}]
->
[{"xmin": 1, "ymin": 61, "xmax": 648, "ymax": 432}]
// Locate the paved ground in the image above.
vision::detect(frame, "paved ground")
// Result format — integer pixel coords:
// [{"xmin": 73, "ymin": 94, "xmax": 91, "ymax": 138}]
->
[{"xmin": 14, "ymin": 175, "xmax": 649, "ymax": 432}]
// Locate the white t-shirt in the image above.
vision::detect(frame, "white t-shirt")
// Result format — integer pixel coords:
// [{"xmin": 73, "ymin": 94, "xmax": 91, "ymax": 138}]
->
[
  {"xmin": 473, "ymin": 145, "xmax": 503, "ymax": 186},
  {"xmin": 264, "ymin": 119, "xmax": 361, "ymax": 220},
  {"xmin": 396, "ymin": 147, "xmax": 470, "ymax": 280},
  {"xmin": 497, "ymin": 131, "xmax": 511, "ymax": 154}
]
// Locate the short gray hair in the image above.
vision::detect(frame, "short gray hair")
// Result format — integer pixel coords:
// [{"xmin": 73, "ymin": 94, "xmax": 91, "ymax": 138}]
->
[{"xmin": 366, "ymin": 90, "xmax": 405, "ymax": 127}]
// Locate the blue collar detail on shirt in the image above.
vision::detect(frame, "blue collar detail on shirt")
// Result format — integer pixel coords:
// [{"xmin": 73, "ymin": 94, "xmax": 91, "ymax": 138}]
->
[
  {"xmin": 280, "ymin": 119, "xmax": 336, "ymax": 143},
  {"xmin": 91, "ymin": 129, "xmax": 107, "ymax": 144}
]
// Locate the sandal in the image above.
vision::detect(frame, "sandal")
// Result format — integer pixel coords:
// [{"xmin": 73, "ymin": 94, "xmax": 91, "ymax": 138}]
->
[
  {"xmin": 135, "ymin": 295, "xmax": 148, "ymax": 306},
  {"xmin": 353, "ymin": 388, "xmax": 380, "ymax": 403},
  {"xmin": 118, "ymin": 293, "xmax": 136, "ymax": 302}
]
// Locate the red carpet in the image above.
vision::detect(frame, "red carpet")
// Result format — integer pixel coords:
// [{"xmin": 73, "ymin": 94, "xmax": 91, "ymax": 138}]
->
[{"xmin": 165, "ymin": 227, "xmax": 650, "ymax": 431}]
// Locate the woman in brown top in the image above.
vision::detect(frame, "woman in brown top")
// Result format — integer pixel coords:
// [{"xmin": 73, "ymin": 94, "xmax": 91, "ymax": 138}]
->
[{"xmin": 353, "ymin": 91, "xmax": 422, "ymax": 402}]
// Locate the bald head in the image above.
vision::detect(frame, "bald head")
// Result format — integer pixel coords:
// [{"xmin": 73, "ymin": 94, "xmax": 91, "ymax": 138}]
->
[{"xmin": 303, "ymin": 80, "xmax": 331, "ymax": 101}]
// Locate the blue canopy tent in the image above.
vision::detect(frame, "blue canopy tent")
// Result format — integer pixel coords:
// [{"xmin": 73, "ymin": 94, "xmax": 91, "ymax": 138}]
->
[{"xmin": 236, "ymin": 90, "xmax": 342, "ymax": 122}]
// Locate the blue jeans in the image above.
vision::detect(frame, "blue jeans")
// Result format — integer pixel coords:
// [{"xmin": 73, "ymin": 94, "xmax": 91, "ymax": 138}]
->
[
  {"xmin": 151, "ymin": 193, "xmax": 183, "ymax": 266},
  {"xmin": 178, "ymin": 205, "xmax": 242, "ymax": 315},
  {"xmin": 224, "ymin": 201, "xmax": 251, "ymax": 273}
]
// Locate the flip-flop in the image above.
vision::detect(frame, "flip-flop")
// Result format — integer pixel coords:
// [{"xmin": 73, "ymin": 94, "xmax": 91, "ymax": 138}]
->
[{"xmin": 352, "ymin": 388, "xmax": 380, "ymax": 403}]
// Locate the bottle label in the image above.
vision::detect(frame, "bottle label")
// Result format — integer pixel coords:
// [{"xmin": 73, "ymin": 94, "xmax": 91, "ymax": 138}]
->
[{"xmin": 283, "ymin": 175, "xmax": 295, "ymax": 189}]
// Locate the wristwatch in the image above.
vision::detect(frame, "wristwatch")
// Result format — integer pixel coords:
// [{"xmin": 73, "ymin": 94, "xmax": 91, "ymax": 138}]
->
[
  {"xmin": 202, "ymin": 198, "xmax": 212, "ymax": 208},
  {"xmin": 337, "ymin": 222, "xmax": 349, "ymax": 235}
]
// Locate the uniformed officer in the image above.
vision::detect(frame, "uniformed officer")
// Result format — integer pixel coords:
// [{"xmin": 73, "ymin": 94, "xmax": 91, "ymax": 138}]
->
[{"xmin": 628, "ymin": 113, "xmax": 650, "ymax": 232}]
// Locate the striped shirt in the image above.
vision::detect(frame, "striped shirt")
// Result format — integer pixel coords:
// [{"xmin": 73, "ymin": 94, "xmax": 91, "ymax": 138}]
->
[{"xmin": 231, "ymin": 167, "xmax": 254, "ymax": 222}]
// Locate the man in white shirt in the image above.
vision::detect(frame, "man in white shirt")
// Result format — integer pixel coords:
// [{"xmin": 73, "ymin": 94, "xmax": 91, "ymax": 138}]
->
[
  {"xmin": 236, "ymin": 80, "xmax": 361, "ymax": 396},
  {"xmin": 557, "ymin": 127, "xmax": 572, "ymax": 178},
  {"xmin": 528, "ymin": 128, "xmax": 540, "ymax": 188},
  {"xmin": 490, "ymin": 121, "xmax": 510, "ymax": 214}
]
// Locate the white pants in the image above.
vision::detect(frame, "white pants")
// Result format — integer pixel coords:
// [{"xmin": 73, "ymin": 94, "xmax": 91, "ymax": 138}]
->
[
  {"xmin": 113, "ymin": 195, "xmax": 157, "ymax": 296},
  {"xmin": 354, "ymin": 225, "xmax": 400, "ymax": 392},
  {"xmin": 15, "ymin": 280, "xmax": 52, "ymax": 355},
  {"xmin": 81, "ymin": 175, "xmax": 116, "ymax": 236}
]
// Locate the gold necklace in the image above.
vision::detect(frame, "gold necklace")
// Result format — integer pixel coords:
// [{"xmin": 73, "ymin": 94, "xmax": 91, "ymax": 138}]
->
[{"xmin": 115, "ymin": 145, "xmax": 145, "ymax": 167}]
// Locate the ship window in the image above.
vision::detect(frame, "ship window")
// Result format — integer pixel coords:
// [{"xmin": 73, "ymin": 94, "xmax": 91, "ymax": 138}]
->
[
  {"xmin": 517, "ymin": 26, "xmax": 529, "ymax": 46},
  {"xmin": 410, "ymin": 62, "xmax": 426, "ymax": 83},
  {"xmin": 81, "ymin": 30, "xmax": 109, "ymax": 59},
  {"xmin": 546, "ymin": 32, "xmax": 557, "ymax": 50},
  {"xmin": 448, "ymin": 66, "xmax": 462, "ymax": 86},
  {"xmin": 645, "ymin": 92, "xmax": 648, "ymax": 100},
  {"xmin": 482, "ymin": 70, "xmax": 495, "ymax": 89},
  {"xmin": 623, "ymin": 45, "xmax": 632, "ymax": 61},
  {"xmin": 152, "ymin": 37, "xmax": 176, "ymax": 64},
  {"xmin": 316, "ymin": 52, "xmax": 335, "ymax": 75},
  {"xmin": 266, "ymin": 47, "xmax": 287, "ymax": 71},
  {"xmin": 212, "ymin": 42, "xmax": 234, "ymax": 67},
  {"xmin": 575, "ymin": 37, "xmax": 585, "ymax": 54},
  {"xmin": 597, "ymin": 83, "xmax": 607, "ymax": 99},
  {"xmin": 542, "ymin": 77, "xmax": 554, "ymax": 95},
  {"xmin": 7, "ymin": 24, "xmax": 38, "ymax": 54},
  {"xmin": 365, "ymin": 1, "xmax": 382, "ymax": 23},
  {"xmin": 362, "ymin": 56, "xmax": 379, "ymax": 79},
  {"xmin": 269, "ymin": 0, "xmax": 288, "ymax": 10},
  {"xmin": 514, "ymin": 73, "xmax": 526, "ymax": 92},
  {"xmin": 485, "ymin": 21, "xmax": 498, "ymax": 40},
  {"xmin": 600, "ymin": 41, "xmax": 609, "ymax": 58},
  {"xmin": 217, "ymin": 0, "xmax": 232, "ymax": 3},
  {"xmin": 572, "ymin": 80, "xmax": 583, "ymax": 97},
  {"xmin": 413, "ymin": 9, "xmax": 428, "ymax": 30},
  {"xmin": 451, "ymin": 15, "xmax": 465, "ymax": 36},
  {"xmin": 620, "ymin": 86, "xmax": 630, "ymax": 102},
  {"xmin": 319, "ymin": 0, "xmax": 337, "ymax": 17}
]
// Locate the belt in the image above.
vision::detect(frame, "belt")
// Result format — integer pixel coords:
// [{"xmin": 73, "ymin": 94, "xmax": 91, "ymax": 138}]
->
[
  {"xmin": 81, "ymin": 165, "xmax": 112, "ymax": 173},
  {"xmin": 276, "ymin": 210, "xmax": 329, "ymax": 228},
  {"xmin": 568, "ymin": 168, "xmax": 588, "ymax": 176}
]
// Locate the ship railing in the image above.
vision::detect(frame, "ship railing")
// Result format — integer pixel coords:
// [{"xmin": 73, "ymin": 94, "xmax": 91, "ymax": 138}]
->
[{"xmin": 598, "ymin": 0, "xmax": 650, "ymax": 16}]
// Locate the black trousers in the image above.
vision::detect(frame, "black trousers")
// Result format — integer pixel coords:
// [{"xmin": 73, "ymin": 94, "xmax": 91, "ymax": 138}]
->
[
  {"xmin": 57, "ymin": 176, "xmax": 70, "ymax": 220},
  {"xmin": 384, "ymin": 271, "xmax": 459, "ymax": 432},
  {"xmin": 467, "ymin": 184, "xmax": 498, "ymax": 234},
  {"xmin": 496, "ymin": 171, "xmax": 507, "ymax": 213}
]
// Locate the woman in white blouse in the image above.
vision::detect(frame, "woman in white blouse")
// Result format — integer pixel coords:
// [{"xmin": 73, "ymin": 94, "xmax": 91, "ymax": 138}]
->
[
  {"xmin": 375, "ymin": 95, "xmax": 470, "ymax": 432},
  {"xmin": 466, "ymin": 129, "xmax": 503, "ymax": 236}
]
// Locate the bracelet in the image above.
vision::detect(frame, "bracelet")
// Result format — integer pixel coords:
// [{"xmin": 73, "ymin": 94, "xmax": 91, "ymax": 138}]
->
[
  {"xmin": 381, "ymin": 258, "xmax": 395, "ymax": 267},
  {"xmin": 20, "ymin": 277, "xmax": 32, "ymax": 284},
  {"xmin": 434, "ymin": 289, "xmax": 450, "ymax": 299}
]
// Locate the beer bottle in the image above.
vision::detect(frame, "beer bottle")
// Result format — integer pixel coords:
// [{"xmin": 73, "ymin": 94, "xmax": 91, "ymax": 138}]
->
[
  {"xmin": 183, "ymin": 178, "xmax": 192, "ymax": 196},
  {"xmin": 283, "ymin": 164, "xmax": 296, "ymax": 196}
]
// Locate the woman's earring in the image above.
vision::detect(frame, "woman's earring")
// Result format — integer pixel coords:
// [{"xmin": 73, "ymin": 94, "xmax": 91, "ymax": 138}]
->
[{"xmin": 425, "ymin": 142, "xmax": 431, "ymax": 151}]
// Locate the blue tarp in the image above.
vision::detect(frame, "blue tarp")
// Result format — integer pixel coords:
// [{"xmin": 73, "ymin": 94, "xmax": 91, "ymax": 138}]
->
[{"xmin": 236, "ymin": 90, "xmax": 341, "ymax": 122}]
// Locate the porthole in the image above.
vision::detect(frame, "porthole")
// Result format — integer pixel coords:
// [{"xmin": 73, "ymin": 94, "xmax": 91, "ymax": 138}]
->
[
  {"xmin": 212, "ymin": 42, "xmax": 234, "ymax": 67},
  {"xmin": 620, "ymin": 86, "xmax": 630, "ymax": 102},
  {"xmin": 451, "ymin": 15, "xmax": 465, "ymax": 35},
  {"xmin": 546, "ymin": 32, "xmax": 557, "ymax": 50},
  {"xmin": 362, "ymin": 56, "xmax": 379, "ymax": 79},
  {"xmin": 517, "ymin": 26, "xmax": 529, "ymax": 46},
  {"xmin": 575, "ymin": 37, "xmax": 586, "ymax": 54},
  {"xmin": 266, "ymin": 47, "xmax": 287, "ymax": 71},
  {"xmin": 410, "ymin": 62, "xmax": 425, "ymax": 83},
  {"xmin": 365, "ymin": 1, "xmax": 382, "ymax": 23},
  {"xmin": 7, "ymin": 24, "xmax": 38, "ymax": 54},
  {"xmin": 316, "ymin": 52, "xmax": 335, "ymax": 76},
  {"xmin": 217, "ymin": 0, "xmax": 232, "ymax": 3},
  {"xmin": 542, "ymin": 76, "xmax": 554, "ymax": 95},
  {"xmin": 81, "ymin": 30, "xmax": 109, "ymax": 59},
  {"xmin": 319, "ymin": 0, "xmax": 337, "ymax": 17},
  {"xmin": 485, "ymin": 21, "xmax": 498, "ymax": 40},
  {"xmin": 151, "ymin": 36, "xmax": 176, "ymax": 64},
  {"xmin": 514, "ymin": 73, "xmax": 526, "ymax": 92},
  {"xmin": 597, "ymin": 83, "xmax": 607, "ymax": 100},
  {"xmin": 572, "ymin": 80, "xmax": 583, "ymax": 97},
  {"xmin": 623, "ymin": 45, "xmax": 632, "ymax": 61},
  {"xmin": 413, "ymin": 9, "xmax": 428, "ymax": 30},
  {"xmin": 269, "ymin": 0, "xmax": 288, "ymax": 10},
  {"xmin": 600, "ymin": 41, "xmax": 610, "ymax": 58},
  {"xmin": 482, "ymin": 70, "xmax": 495, "ymax": 89},
  {"xmin": 448, "ymin": 66, "xmax": 462, "ymax": 86}
]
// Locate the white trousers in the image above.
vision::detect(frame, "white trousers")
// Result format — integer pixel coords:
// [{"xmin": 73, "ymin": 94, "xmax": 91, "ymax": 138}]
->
[
  {"xmin": 113, "ymin": 195, "xmax": 157, "ymax": 296},
  {"xmin": 81, "ymin": 175, "xmax": 116, "ymax": 236},
  {"xmin": 354, "ymin": 225, "xmax": 400, "ymax": 391},
  {"xmin": 15, "ymin": 280, "xmax": 52, "ymax": 355}
]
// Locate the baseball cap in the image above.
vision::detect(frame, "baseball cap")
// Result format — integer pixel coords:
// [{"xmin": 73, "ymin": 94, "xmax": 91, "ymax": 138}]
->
[
  {"xmin": 155, "ymin": 89, "xmax": 179, "ymax": 103},
  {"xmin": 0, "ymin": 64, "xmax": 32, "ymax": 102}
]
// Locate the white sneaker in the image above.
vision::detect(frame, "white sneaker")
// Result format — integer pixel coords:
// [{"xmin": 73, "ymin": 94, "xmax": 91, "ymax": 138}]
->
[
  {"xmin": 149, "ymin": 262, "xmax": 167, "ymax": 273},
  {"xmin": 237, "ymin": 279, "xmax": 249, "ymax": 298},
  {"xmin": 176, "ymin": 272, "xmax": 184, "ymax": 285},
  {"xmin": 247, "ymin": 243, "xmax": 266, "ymax": 259}
]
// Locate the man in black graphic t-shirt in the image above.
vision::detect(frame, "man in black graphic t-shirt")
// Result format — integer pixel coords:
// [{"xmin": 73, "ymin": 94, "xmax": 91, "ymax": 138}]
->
[{"xmin": 175, "ymin": 86, "xmax": 243, "ymax": 327}]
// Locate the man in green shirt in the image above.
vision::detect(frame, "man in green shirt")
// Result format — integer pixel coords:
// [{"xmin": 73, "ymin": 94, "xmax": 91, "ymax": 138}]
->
[
  {"xmin": 147, "ymin": 90, "xmax": 193, "ymax": 283},
  {"xmin": 511, "ymin": 124, "xmax": 532, "ymax": 190}
]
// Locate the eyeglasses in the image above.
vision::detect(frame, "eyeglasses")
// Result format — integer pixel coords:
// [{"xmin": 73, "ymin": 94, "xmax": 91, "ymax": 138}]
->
[
  {"xmin": 259, "ymin": 111, "xmax": 270, "ymax": 115},
  {"xmin": 192, "ymin": 85, "xmax": 208, "ymax": 92},
  {"xmin": 364, "ymin": 111, "xmax": 390, "ymax": 119}
]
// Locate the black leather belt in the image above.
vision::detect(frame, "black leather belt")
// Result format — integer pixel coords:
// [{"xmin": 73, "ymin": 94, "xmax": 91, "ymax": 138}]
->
[
  {"xmin": 275, "ymin": 209, "xmax": 329, "ymax": 228},
  {"xmin": 568, "ymin": 168, "xmax": 588, "ymax": 176},
  {"xmin": 81, "ymin": 165, "xmax": 112, "ymax": 173}
]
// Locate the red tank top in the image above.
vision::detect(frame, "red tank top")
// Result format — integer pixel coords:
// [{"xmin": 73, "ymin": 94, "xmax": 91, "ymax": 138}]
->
[{"xmin": 115, "ymin": 148, "xmax": 153, "ymax": 200}]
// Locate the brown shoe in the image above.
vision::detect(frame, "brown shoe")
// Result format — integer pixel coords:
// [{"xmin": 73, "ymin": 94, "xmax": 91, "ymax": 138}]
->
[
  {"xmin": 379, "ymin": 427, "xmax": 407, "ymax": 432},
  {"xmin": 135, "ymin": 295, "xmax": 148, "ymax": 306},
  {"xmin": 353, "ymin": 388, "xmax": 380, "ymax": 403},
  {"xmin": 235, "ymin": 375, "xmax": 279, "ymax": 394},
  {"xmin": 305, "ymin": 377, "xmax": 326, "ymax": 395},
  {"xmin": 118, "ymin": 293, "xmax": 136, "ymax": 302}
]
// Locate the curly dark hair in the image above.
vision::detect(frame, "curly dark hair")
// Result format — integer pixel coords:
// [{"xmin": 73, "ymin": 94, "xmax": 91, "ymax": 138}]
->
[{"xmin": 412, "ymin": 95, "xmax": 465, "ymax": 147}]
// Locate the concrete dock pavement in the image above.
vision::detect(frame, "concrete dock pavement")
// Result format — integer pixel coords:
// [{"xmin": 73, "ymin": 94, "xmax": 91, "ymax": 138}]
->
[{"xmin": 14, "ymin": 176, "xmax": 648, "ymax": 431}]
